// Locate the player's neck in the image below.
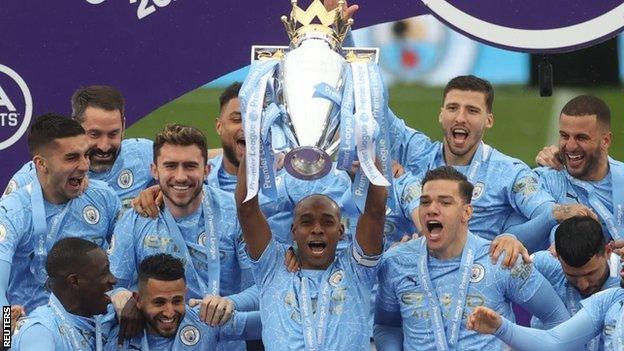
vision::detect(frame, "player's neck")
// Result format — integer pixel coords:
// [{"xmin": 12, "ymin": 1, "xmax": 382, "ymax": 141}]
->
[
  {"xmin": 222, "ymin": 154, "xmax": 239, "ymax": 176},
  {"xmin": 164, "ymin": 193, "xmax": 203, "ymax": 218},
  {"xmin": 300, "ymin": 257, "xmax": 333, "ymax": 270},
  {"xmin": 37, "ymin": 174, "xmax": 69, "ymax": 204},
  {"xmin": 145, "ymin": 323, "xmax": 177, "ymax": 339},
  {"xmin": 429, "ymin": 231, "xmax": 468, "ymax": 260},
  {"xmin": 442, "ymin": 140, "xmax": 479, "ymax": 166},
  {"xmin": 56, "ymin": 291, "xmax": 91, "ymax": 318}
]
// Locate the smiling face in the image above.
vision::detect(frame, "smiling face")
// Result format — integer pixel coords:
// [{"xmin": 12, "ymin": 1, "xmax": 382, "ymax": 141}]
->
[
  {"xmin": 439, "ymin": 89, "xmax": 493, "ymax": 165},
  {"xmin": 152, "ymin": 143, "xmax": 208, "ymax": 216},
  {"xmin": 418, "ymin": 179, "xmax": 472, "ymax": 259},
  {"xmin": 559, "ymin": 114, "xmax": 611, "ymax": 181},
  {"xmin": 34, "ymin": 134, "xmax": 91, "ymax": 203},
  {"xmin": 81, "ymin": 107, "xmax": 124, "ymax": 173},
  {"xmin": 292, "ymin": 195, "xmax": 344, "ymax": 270},
  {"xmin": 216, "ymin": 97, "xmax": 245, "ymax": 169},
  {"xmin": 137, "ymin": 278, "xmax": 186, "ymax": 338}
]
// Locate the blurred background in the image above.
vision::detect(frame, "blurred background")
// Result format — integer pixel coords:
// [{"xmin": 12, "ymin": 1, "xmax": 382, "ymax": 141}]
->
[{"xmin": 126, "ymin": 15, "xmax": 624, "ymax": 166}]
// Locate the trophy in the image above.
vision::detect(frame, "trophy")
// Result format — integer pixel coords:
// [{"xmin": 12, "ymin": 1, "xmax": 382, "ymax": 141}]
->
[{"xmin": 240, "ymin": 0, "xmax": 391, "ymax": 203}]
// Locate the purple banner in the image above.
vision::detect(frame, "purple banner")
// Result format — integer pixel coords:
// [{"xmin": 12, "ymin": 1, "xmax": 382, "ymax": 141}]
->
[
  {"xmin": 422, "ymin": 0, "xmax": 624, "ymax": 52},
  {"xmin": 2, "ymin": 0, "xmax": 624, "ymax": 187},
  {"xmin": 0, "ymin": 1, "xmax": 427, "ymax": 187}
]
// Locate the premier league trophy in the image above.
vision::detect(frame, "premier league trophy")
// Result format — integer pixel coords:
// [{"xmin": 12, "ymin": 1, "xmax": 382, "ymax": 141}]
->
[{"xmin": 240, "ymin": 0, "xmax": 392, "ymax": 207}]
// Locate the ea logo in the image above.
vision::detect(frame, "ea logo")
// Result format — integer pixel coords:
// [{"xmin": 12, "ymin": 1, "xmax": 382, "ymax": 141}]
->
[{"xmin": 0, "ymin": 65, "xmax": 32, "ymax": 151}]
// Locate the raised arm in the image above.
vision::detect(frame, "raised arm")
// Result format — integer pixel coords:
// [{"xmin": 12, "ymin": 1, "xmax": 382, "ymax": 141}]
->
[
  {"xmin": 235, "ymin": 154, "xmax": 272, "ymax": 260},
  {"xmin": 355, "ymin": 180, "xmax": 388, "ymax": 256}
]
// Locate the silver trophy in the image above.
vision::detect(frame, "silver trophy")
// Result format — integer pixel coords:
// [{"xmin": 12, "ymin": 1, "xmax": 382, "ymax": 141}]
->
[{"xmin": 248, "ymin": 0, "xmax": 379, "ymax": 181}]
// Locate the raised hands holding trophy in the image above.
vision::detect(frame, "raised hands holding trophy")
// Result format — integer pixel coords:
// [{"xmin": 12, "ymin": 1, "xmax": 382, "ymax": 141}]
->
[{"xmin": 239, "ymin": 0, "xmax": 393, "ymax": 210}]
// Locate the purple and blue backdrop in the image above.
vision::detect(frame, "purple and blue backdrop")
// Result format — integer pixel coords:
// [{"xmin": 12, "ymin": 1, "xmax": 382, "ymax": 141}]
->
[{"xmin": 1, "ymin": 0, "xmax": 623, "ymax": 187}]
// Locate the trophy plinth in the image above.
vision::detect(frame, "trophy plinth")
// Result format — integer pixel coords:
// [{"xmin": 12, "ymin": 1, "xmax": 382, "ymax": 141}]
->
[{"xmin": 284, "ymin": 146, "xmax": 333, "ymax": 180}]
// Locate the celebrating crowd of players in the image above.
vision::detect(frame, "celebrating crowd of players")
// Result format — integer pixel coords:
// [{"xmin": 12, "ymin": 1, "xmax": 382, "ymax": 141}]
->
[{"xmin": 1, "ymin": 23, "xmax": 623, "ymax": 351}]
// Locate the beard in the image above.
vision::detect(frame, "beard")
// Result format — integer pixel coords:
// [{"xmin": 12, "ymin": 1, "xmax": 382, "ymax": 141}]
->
[
  {"xmin": 161, "ymin": 183, "xmax": 203, "ymax": 209},
  {"xmin": 563, "ymin": 148, "xmax": 600, "ymax": 179},
  {"xmin": 223, "ymin": 143, "xmax": 240, "ymax": 168},
  {"xmin": 89, "ymin": 147, "xmax": 120, "ymax": 173}
]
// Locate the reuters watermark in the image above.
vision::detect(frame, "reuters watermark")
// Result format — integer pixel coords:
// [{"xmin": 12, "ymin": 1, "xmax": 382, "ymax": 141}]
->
[{"xmin": 2, "ymin": 306, "xmax": 10, "ymax": 349}]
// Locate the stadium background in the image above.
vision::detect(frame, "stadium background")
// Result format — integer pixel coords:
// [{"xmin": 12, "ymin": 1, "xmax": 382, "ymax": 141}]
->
[{"xmin": 126, "ymin": 16, "xmax": 624, "ymax": 166}]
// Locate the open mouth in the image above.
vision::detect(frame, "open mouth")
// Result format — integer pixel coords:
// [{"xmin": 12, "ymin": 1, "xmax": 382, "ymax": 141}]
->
[
  {"xmin": 235, "ymin": 136, "xmax": 246, "ymax": 154},
  {"xmin": 157, "ymin": 316, "xmax": 179, "ymax": 330},
  {"xmin": 93, "ymin": 151, "xmax": 113, "ymax": 160},
  {"xmin": 452, "ymin": 128, "xmax": 469, "ymax": 143},
  {"xmin": 307, "ymin": 240, "xmax": 327, "ymax": 255},
  {"xmin": 426, "ymin": 220, "xmax": 443, "ymax": 239},
  {"xmin": 67, "ymin": 176, "xmax": 84, "ymax": 189},
  {"xmin": 565, "ymin": 152, "xmax": 584, "ymax": 167},
  {"xmin": 171, "ymin": 184, "xmax": 191, "ymax": 194}
]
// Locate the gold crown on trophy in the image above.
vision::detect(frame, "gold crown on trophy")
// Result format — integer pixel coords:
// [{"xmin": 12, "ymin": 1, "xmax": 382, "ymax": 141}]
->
[{"xmin": 281, "ymin": 0, "xmax": 353, "ymax": 48}]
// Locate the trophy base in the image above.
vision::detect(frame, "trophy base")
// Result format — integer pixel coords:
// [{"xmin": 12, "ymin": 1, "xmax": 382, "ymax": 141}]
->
[{"xmin": 284, "ymin": 147, "xmax": 332, "ymax": 180}]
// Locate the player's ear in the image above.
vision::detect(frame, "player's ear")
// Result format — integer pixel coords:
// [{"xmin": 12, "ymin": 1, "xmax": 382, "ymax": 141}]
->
[
  {"xmin": 150, "ymin": 162, "xmax": 158, "ymax": 180},
  {"xmin": 601, "ymin": 131, "xmax": 612, "ymax": 150},
  {"xmin": 486, "ymin": 112, "xmax": 494, "ymax": 129},
  {"xmin": 463, "ymin": 203, "xmax": 473, "ymax": 222},
  {"xmin": 338, "ymin": 222, "xmax": 345, "ymax": 240},
  {"xmin": 215, "ymin": 117, "xmax": 222, "ymax": 135},
  {"xmin": 66, "ymin": 273, "xmax": 80, "ymax": 290},
  {"xmin": 33, "ymin": 155, "xmax": 47, "ymax": 174}
]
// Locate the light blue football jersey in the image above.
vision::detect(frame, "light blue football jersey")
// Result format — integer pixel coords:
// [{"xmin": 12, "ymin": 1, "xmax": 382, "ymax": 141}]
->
[
  {"xmin": 109, "ymin": 184, "xmax": 251, "ymax": 351},
  {"xmin": 580, "ymin": 287, "xmax": 624, "ymax": 351},
  {"xmin": 3, "ymin": 138, "xmax": 153, "ymax": 210},
  {"xmin": 400, "ymin": 142, "xmax": 557, "ymax": 241},
  {"xmin": 530, "ymin": 251, "xmax": 620, "ymax": 350},
  {"xmin": 109, "ymin": 185, "xmax": 248, "ymax": 298},
  {"xmin": 12, "ymin": 294, "xmax": 116, "ymax": 351},
  {"xmin": 377, "ymin": 233, "xmax": 553, "ymax": 350},
  {"xmin": 535, "ymin": 157, "xmax": 624, "ymax": 241},
  {"xmin": 106, "ymin": 307, "xmax": 250, "ymax": 351},
  {"xmin": 251, "ymin": 238, "xmax": 380, "ymax": 350},
  {"xmin": 0, "ymin": 179, "xmax": 120, "ymax": 312}
]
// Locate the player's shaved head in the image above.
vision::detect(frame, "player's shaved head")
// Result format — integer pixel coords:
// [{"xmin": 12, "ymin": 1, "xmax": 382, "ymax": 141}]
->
[
  {"xmin": 27, "ymin": 113, "xmax": 86, "ymax": 157},
  {"xmin": 295, "ymin": 194, "xmax": 340, "ymax": 218}
]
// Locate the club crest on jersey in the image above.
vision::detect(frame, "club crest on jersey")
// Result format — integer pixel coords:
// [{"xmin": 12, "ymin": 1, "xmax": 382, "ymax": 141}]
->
[
  {"xmin": 179, "ymin": 325, "xmax": 201, "ymax": 346},
  {"xmin": 470, "ymin": 263, "xmax": 485, "ymax": 283},
  {"xmin": 472, "ymin": 182, "xmax": 485, "ymax": 200},
  {"xmin": 3, "ymin": 180, "xmax": 17, "ymax": 196},
  {"xmin": 0, "ymin": 223, "xmax": 6, "ymax": 242},
  {"xmin": 83, "ymin": 205, "xmax": 100, "ymax": 225},
  {"xmin": 117, "ymin": 169, "xmax": 134, "ymax": 189},
  {"xmin": 329, "ymin": 270, "xmax": 344, "ymax": 287}
]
